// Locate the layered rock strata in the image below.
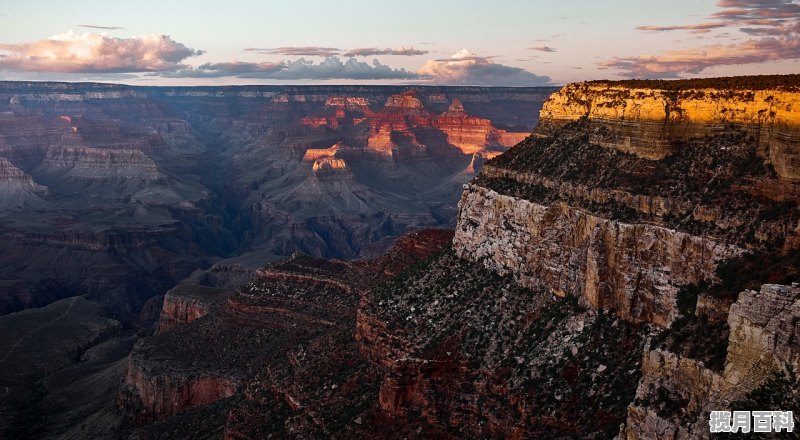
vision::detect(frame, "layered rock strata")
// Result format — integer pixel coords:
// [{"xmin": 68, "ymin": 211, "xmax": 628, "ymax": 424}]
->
[
  {"xmin": 620, "ymin": 284, "xmax": 800, "ymax": 439},
  {"xmin": 535, "ymin": 81, "xmax": 800, "ymax": 180},
  {"xmin": 454, "ymin": 184, "xmax": 739, "ymax": 327}
]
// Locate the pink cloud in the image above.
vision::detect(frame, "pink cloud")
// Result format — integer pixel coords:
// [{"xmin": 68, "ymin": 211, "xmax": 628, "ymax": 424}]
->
[
  {"xmin": 600, "ymin": 36, "xmax": 800, "ymax": 77},
  {"xmin": 0, "ymin": 30, "xmax": 202, "ymax": 73},
  {"xmin": 243, "ymin": 46, "xmax": 342, "ymax": 57},
  {"xmin": 343, "ymin": 47, "xmax": 428, "ymax": 57},
  {"xmin": 602, "ymin": 0, "xmax": 800, "ymax": 77},
  {"xmin": 418, "ymin": 49, "xmax": 550, "ymax": 86}
]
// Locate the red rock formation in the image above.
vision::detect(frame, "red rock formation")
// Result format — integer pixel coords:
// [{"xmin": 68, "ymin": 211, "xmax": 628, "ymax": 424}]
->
[
  {"xmin": 365, "ymin": 91, "xmax": 529, "ymax": 157},
  {"xmin": 158, "ymin": 284, "xmax": 230, "ymax": 333},
  {"xmin": 120, "ymin": 360, "xmax": 237, "ymax": 424},
  {"xmin": 311, "ymin": 157, "xmax": 352, "ymax": 181}
]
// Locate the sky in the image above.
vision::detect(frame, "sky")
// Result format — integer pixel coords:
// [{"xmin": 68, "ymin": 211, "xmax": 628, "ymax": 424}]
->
[{"xmin": 0, "ymin": 0, "xmax": 798, "ymax": 86}]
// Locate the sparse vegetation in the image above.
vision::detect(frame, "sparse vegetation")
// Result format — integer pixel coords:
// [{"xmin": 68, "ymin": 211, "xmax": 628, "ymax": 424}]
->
[
  {"xmin": 587, "ymin": 74, "xmax": 800, "ymax": 91},
  {"xmin": 367, "ymin": 247, "xmax": 647, "ymax": 438},
  {"xmin": 652, "ymin": 248, "xmax": 800, "ymax": 372},
  {"xmin": 479, "ymin": 119, "xmax": 799, "ymax": 249},
  {"xmin": 718, "ymin": 368, "xmax": 800, "ymax": 439}
]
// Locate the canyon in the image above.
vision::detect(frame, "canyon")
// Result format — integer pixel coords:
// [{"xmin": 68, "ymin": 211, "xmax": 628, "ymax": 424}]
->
[
  {"xmin": 3, "ymin": 75, "xmax": 800, "ymax": 439},
  {"xmin": 0, "ymin": 83, "xmax": 552, "ymax": 320},
  {"xmin": 0, "ymin": 82, "xmax": 552, "ymax": 438}
]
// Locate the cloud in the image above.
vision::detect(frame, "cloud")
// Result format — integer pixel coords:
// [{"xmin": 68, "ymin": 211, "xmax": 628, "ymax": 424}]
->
[
  {"xmin": 78, "ymin": 24, "xmax": 124, "ymax": 30},
  {"xmin": 529, "ymin": 46, "xmax": 557, "ymax": 52},
  {"xmin": 600, "ymin": 37, "xmax": 800, "ymax": 78},
  {"xmin": 242, "ymin": 46, "xmax": 428, "ymax": 58},
  {"xmin": 602, "ymin": 0, "xmax": 800, "ymax": 77},
  {"xmin": 417, "ymin": 49, "xmax": 550, "ymax": 86},
  {"xmin": 244, "ymin": 46, "xmax": 342, "ymax": 57},
  {"xmin": 0, "ymin": 30, "xmax": 202, "ymax": 73},
  {"xmin": 637, "ymin": 22, "xmax": 729, "ymax": 32},
  {"xmin": 170, "ymin": 57, "xmax": 421, "ymax": 80},
  {"xmin": 713, "ymin": 0, "xmax": 800, "ymax": 20},
  {"xmin": 343, "ymin": 47, "xmax": 428, "ymax": 57}
]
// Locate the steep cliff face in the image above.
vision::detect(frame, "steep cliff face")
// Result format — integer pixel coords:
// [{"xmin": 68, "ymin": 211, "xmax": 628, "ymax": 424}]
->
[
  {"xmin": 365, "ymin": 90, "xmax": 530, "ymax": 158},
  {"xmin": 454, "ymin": 184, "xmax": 739, "ymax": 327},
  {"xmin": 438, "ymin": 76, "xmax": 799, "ymax": 437},
  {"xmin": 40, "ymin": 146, "xmax": 160, "ymax": 176},
  {"xmin": 535, "ymin": 81, "xmax": 800, "ymax": 180},
  {"xmin": 119, "ymin": 357, "xmax": 237, "ymax": 424},
  {"xmin": 451, "ymin": 77, "xmax": 799, "ymax": 332},
  {"xmin": 621, "ymin": 284, "xmax": 800, "ymax": 439},
  {"xmin": 432, "ymin": 98, "xmax": 529, "ymax": 154}
]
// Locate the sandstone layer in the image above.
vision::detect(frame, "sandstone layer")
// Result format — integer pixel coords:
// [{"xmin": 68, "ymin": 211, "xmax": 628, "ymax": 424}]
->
[{"xmin": 535, "ymin": 82, "xmax": 800, "ymax": 180}]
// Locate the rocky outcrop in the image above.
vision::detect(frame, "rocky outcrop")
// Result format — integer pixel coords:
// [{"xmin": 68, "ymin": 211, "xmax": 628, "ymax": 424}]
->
[
  {"xmin": 158, "ymin": 284, "xmax": 230, "ymax": 333},
  {"xmin": 365, "ymin": 90, "xmax": 530, "ymax": 157},
  {"xmin": 311, "ymin": 157, "xmax": 353, "ymax": 181},
  {"xmin": 39, "ymin": 146, "xmax": 161, "ymax": 180},
  {"xmin": 433, "ymin": 98, "xmax": 529, "ymax": 154},
  {"xmin": 384, "ymin": 90, "xmax": 426, "ymax": 110},
  {"xmin": 119, "ymin": 345, "xmax": 237, "ymax": 424},
  {"xmin": 0, "ymin": 157, "xmax": 47, "ymax": 208},
  {"xmin": 302, "ymin": 143, "xmax": 343, "ymax": 161},
  {"xmin": 454, "ymin": 184, "xmax": 739, "ymax": 327},
  {"xmin": 621, "ymin": 284, "xmax": 800, "ymax": 439},
  {"xmin": 116, "ymin": 230, "xmax": 453, "ymax": 436},
  {"xmin": 725, "ymin": 283, "xmax": 800, "ymax": 383},
  {"xmin": 536, "ymin": 82, "xmax": 800, "ymax": 180}
]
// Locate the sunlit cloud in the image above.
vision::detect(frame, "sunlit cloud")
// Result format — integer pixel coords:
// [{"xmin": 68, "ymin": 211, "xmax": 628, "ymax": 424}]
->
[
  {"xmin": 0, "ymin": 30, "xmax": 202, "ymax": 73},
  {"xmin": 343, "ymin": 47, "xmax": 428, "ymax": 56},
  {"xmin": 418, "ymin": 49, "xmax": 550, "ymax": 86},
  {"xmin": 602, "ymin": 0, "xmax": 800, "ymax": 77},
  {"xmin": 600, "ymin": 37, "xmax": 800, "ymax": 78},
  {"xmin": 244, "ymin": 46, "xmax": 342, "ymax": 57},
  {"xmin": 637, "ymin": 22, "xmax": 729, "ymax": 32},
  {"xmin": 78, "ymin": 24, "xmax": 124, "ymax": 31},
  {"xmin": 170, "ymin": 57, "xmax": 421, "ymax": 80}
]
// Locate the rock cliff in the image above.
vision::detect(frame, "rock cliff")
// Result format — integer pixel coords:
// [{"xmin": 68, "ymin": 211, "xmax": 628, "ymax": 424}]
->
[
  {"xmin": 408, "ymin": 75, "xmax": 798, "ymax": 437},
  {"xmin": 621, "ymin": 284, "xmax": 800, "ymax": 439},
  {"xmin": 117, "ymin": 230, "xmax": 453, "ymax": 438},
  {"xmin": 454, "ymin": 184, "xmax": 739, "ymax": 327},
  {"xmin": 535, "ymin": 80, "xmax": 800, "ymax": 180}
]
